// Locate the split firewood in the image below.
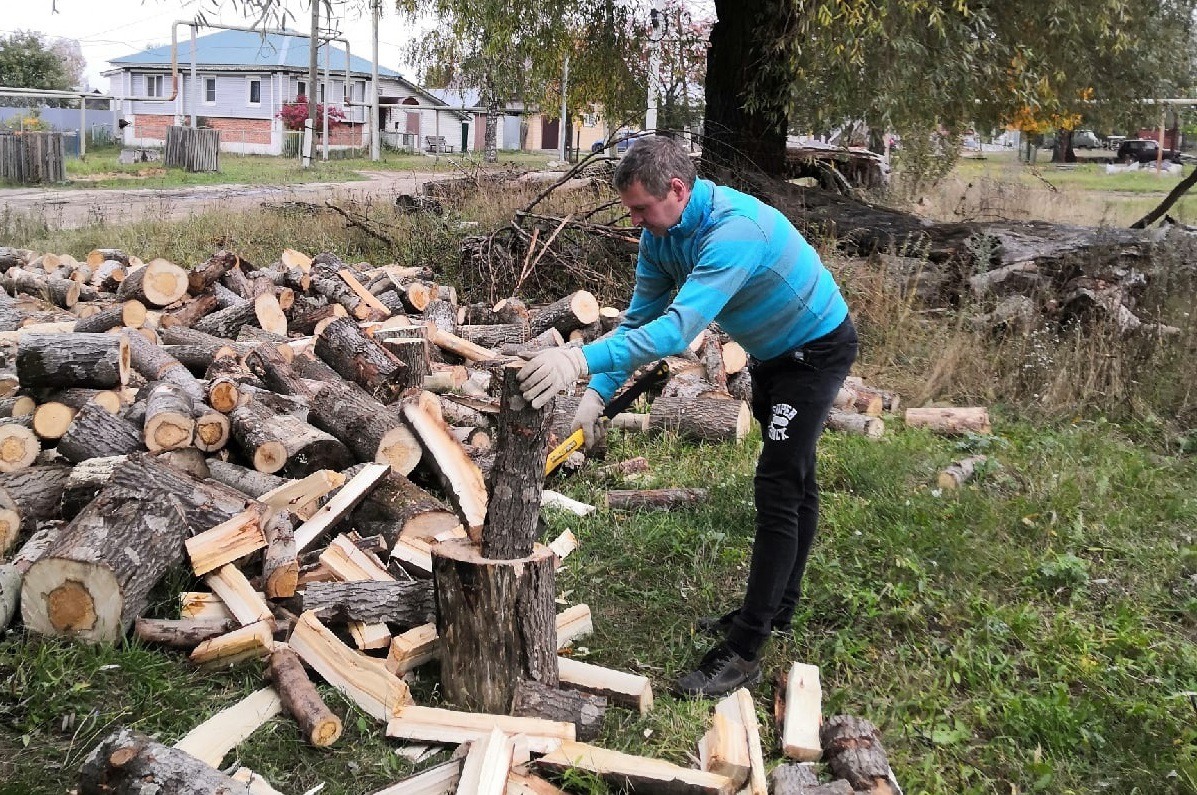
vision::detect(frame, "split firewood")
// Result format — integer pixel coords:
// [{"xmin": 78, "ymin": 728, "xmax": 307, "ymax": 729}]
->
[
  {"xmin": 133, "ymin": 617, "xmax": 236, "ymax": 648},
  {"xmin": 206, "ymin": 563, "xmax": 274, "ymax": 628},
  {"xmin": 386, "ymin": 705, "xmax": 573, "ymax": 755},
  {"xmin": 937, "ymin": 454, "xmax": 989, "ymax": 489},
  {"xmin": 185, "ymin": 509, "xmax": 266, "ymax": 576},
  {"xmin": 294, "ymin": 462, "xmax": 389, "ymax": 552},
  {"xmin": 173, "ymin": 687, "xmax": 283, "ymax": 768},
  {"xmin": 649, "ymin": 395, "xmax": 752, "ymax": 442},
  {"xmin": 540, "ymin": 490, "xmax": 596, "ymax": 517},
  {"xmin": 115, "ymin": 258, "xmax": 188, "ymax": 307},
  {"xmin": 835, "ymin": 384, "xmax": 883, "ymax": 416},
  {"xmin": 370, "ymin": 758, "xmax": 463, "ymax": 794},
  {"xmin": 506, "ymin": 769, "xmax": 569, "ymax": 795},
  {"xmin": 188, "ymin": 619, "xmax": 274, "ymax": 667},
  {"xmin": 770, "ymin": 764, "xmax": 853, "ymax": 795},
  {"xmin": 698, "ymin": 712, "xmax": 749, "ymax": 788},
  {"xmin": 819, "ymin": 715, "xmax": 903, "ymax": 795},
  {"xmin": 403, "ymin": 401, "xmax": 487, "ymax": 537},
  {"xmin": 557, "ymin": 656, "xmax": 653, "ymax": 714},
  {"xmin": 457, "ymin": 726, "xmax": 515, "ymax": 795},
  {"xmin": 825, "ymin": 409, "xmax": 885, "ymax": 438},
  {"xmin": 604, "ymin": 488, "xmax": 707, "ymax": 511},
  {"xmin": 319, "ymin": 534, "xmax": 394, "ymax": 649},
  {"xmin": 268, "ymin": 645, "xmax": 344, "ymax": 747},
  {"xmin": 511, "ymin": 680, "xmax": 606, "ymax": 742},
  {"xmin": 904, "ymin": 406, "xmax": 991, "ymax": 435},
  {"xmin": 535, "ymin": 741, "xmax": 734, "ymax": 795},
  {"xmin": 302, "ymin": 579, "xmax": 434, "ymax": 627},
  {"xmin": 288, "ymin": 610, "xmax": 412, "ymax": 722},
  {"xmin": 428, "ymin": 325, "xmax": 499, "ymax": 362},
  {"xmin": 256, "ymin": 469, "xmax": 344, "ymax": 520},
  {"xmin": 844, "ymin": 377, "xmax": 901, "ymax": 413},
  {"xmin": 17, "ymin": 332, "xmax": 130, "ymax": 390},
  {"xmin": 385, "ymin": 622, "xmax": 440, "ymax": 674},
  {"xmin": 778, "ymin": 662, "xmax": 823, "ymax": 761},
  {"xmin": 0, "ymin": 522, "xmax": 62, "ymax": 632},
  {"xmin": 78, "ymin": 726, "xmax": 258, "ymax": 795}
]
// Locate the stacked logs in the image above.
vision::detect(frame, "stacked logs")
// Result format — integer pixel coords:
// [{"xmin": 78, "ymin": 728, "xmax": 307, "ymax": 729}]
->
[{"xmin": 0, "ymin": 244, "xmax": 914, "ymax": 794}]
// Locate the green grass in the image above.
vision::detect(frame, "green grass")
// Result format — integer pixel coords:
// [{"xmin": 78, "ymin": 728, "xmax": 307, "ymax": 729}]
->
[
  {"xmin": 954, "ymin": 151, "xmax": 1196, "ymax": 194},
  {"xmin": 2, "ymin": 418, "xmax": 1195, "ymax": 793},
  {"xmin": 55, "ymin": 145, "xmax": 555, "ymax": 190}
]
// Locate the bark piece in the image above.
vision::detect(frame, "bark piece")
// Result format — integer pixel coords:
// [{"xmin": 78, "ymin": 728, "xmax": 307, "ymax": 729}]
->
[
  {"xmin": 133, "ymin": 617, "xmax": 236, "ymax": 648},
  {"xmin": 78, "ymin": 726, "xmax": 255, "ymax": 795},
  {"xmin": 17, "ymin": 332, "xmax": 129, "ymax": 389},
  {"xmin": 511, "ymin": 680, "xmax": 606, "ymax": 742},
  {"xmin": 820, "ymin": 715, "xmax": 902, "ymax": 795},
  {"xmin": 432, "ymin": 539, "xmax": 558, "ymax": 712},
  {"xmin": 302, "ymin": 579, "xmax": 434, "ymax": 627},
  {"xmin": 605, "ymin": 488, "xmax": 707, "ymax": 511},
  {"xmin": 482, "ymin": 362, "xmax": 551, "ymax": 559},
  {"xmin": 268, "ymin": 645, "xmax": 344, "ymax": 747}
]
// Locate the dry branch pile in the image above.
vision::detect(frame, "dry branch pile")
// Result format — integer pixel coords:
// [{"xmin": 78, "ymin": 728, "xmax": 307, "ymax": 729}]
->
[{"xmin": 0, "ymin": 243, "xmax": 913, "ymax": 794}]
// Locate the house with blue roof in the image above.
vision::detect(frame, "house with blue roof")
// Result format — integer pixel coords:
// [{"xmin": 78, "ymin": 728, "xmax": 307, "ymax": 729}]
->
[{"xmin": 103, "ymin": 29, "xmax": 472, "ymax": 156}]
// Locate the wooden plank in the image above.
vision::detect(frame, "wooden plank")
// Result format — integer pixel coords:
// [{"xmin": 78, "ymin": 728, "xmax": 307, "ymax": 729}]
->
[
  {"xmin": 173, "ymin": 687, "xmax": 282, "ymax": 767},
  {"xmin": 185, "ymin": 509, "xmax": 266, "ymax": 575}
]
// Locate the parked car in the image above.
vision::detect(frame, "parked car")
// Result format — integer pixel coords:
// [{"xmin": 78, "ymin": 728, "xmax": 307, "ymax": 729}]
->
[
  {"xmin": 1072, "ymin": 129, "xmax": 1101, "ymax": 149},
  {"xmin": 1116, "ymin": 138, "xmax": 1180, "ymax": 164}
]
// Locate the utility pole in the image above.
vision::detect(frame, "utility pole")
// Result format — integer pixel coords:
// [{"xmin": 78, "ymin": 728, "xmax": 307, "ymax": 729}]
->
[
  {"xmin": 305, "ymin": 0, "xmax": 319, "ymax": 168},
  {"xmin": 645, "ymin": 0, "xmax": 662, "ymax": 132},
  {"xmin": 371, "ymin": 0, "xmax": 380, "ymax": 161},
  {"xmin": 558, "ymin": 53, "xmax": 569, "ymax": 163}
]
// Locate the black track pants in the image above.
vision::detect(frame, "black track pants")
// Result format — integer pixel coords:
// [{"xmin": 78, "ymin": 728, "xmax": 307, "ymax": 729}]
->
[{"xmin": 726, "ymin": 316, "xmax": 858, "ymax": 658}]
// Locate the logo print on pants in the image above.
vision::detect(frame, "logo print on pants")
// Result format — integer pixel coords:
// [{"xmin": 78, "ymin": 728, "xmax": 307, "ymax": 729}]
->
[{"xmin": 768, "ymin": 403, "xmax": 797, "ymax": 441}]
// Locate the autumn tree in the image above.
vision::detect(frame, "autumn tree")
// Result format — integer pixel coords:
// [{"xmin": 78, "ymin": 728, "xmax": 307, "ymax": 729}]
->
[{"xmin": 0, "ymin": 31, "xmax": 74, "ymax": 105}]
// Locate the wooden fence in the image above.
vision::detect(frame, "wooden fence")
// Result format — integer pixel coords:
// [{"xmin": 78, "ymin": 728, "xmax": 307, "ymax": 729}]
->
[
  {"xmin": 0, "ymin": 132, "xmax": 65, "ymax": 184},
  {"xmin": 165, "ymin": 126, "xmax": 220, "ymax": 172}
]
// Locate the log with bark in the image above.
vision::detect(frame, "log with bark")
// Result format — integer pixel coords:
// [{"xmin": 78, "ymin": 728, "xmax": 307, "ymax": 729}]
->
[
  {"xmin": 819, "ymin": 715, "xmax": 902, "ymax": 795},
  {"xmin": 528, "ymin": 291, "xmax": 600, "ymax": 337},
  {"xmin": 78, "ymin": 726, "xmax": 257, "ymax": 795},
  {"xmin": 57, "ymin": 403, "xmax": 143, "ymax": 464},
  {"xmin": 133, "ymin": 616, "xmax": 236, "ymax": 648},
  {"xmin": 511, "ymin": 680, "xmax": 606, "ymax": 742},
  {"xmin": 302, "ymin": 579, "xmax": 434, "ymax": 627},
  {"xmin": 349, "ymin": 468, "xmax": 459, "ymax": 542},
  {"xmin": 229, "ymin": 398, "xmax": 352, "ymax": 476},
  {"xmin": 268, "ymin": 645, "xmax": 344, "ymax": 747},
  {"xmin": 0, "ymin": 464, "xmax": 69, "ymax": 533},
  {"xmin": 0, "ymin": 522, "xmax": 61, "ymax": 632},
  {"xmin": 904, "ymin": 406, "xmax": 991, "ymax": 435},
  {"xmin": 188, "ymin": 250, "xmax": 239, "ymax": 294},
  {"xmin": 648, "ymin": 395, "xmax": 752, "ymax": 443},
  {"xmin": 16, "ymin": 333, "xmax": 130, "ymax": 390},
  {"xmin": 307, "ymin": 378, "xmax": 421, "ymax": 475},
  {"xmin": 605, "ymin": 488, "xmax": 708, "ymax": 511},
  {"xmin": 72, "ymin": 300, "xmax": 147, "ymax": 334}
]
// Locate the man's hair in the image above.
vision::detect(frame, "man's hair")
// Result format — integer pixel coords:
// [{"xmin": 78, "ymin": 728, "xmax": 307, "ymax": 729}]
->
[{"xmin": 612, "ymin": 135, "xmax": 697, "ymax": 197}]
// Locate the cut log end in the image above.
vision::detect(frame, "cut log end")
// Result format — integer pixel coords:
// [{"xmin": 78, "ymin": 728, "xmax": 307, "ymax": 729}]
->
[
  {"xmin": 0, "ymin": 425, "xmax": 39, "ymax": 472},
  {"xmin": 253, "ymin": 441, "xmax": 288, "ymax": 474}
]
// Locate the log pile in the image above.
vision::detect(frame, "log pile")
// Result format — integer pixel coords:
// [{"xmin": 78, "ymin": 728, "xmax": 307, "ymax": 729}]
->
[{"xmin": 0, "ymin": 244, "xmax": 920, "ymax": 794}]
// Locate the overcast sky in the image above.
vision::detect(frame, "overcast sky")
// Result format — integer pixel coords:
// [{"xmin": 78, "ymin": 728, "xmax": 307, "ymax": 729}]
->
[{"xmin": 3, "ymin": 0, "xmax": 424, "ymax": 90}]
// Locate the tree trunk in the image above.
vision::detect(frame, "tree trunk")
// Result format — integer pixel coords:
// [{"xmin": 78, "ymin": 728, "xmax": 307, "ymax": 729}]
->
[
  {"xmin": 79, "ymin": 726, "xmax": 254, "ymax": 794},
  {"xmin": 432, "ymin": 539, "xmax": 558, "ymax": 713},
  {"xmin": 482, "ymin": 362, "xmax": 552, "ymax": 560},
  {"xmin": 701, "ymin": 0, "xmax": 790, "ymax": 178}
]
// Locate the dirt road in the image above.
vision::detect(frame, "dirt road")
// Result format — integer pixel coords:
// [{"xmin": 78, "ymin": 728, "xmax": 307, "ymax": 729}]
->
[{"xmin": 0, "ymin": 170, "xmax": 451, "ymax": 231}]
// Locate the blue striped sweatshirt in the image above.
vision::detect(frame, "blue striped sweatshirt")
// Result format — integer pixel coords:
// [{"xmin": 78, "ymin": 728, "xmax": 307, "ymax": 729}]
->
[{"xmin": 582, "ymin": 178, "xmax": 849, "ymax": 401}]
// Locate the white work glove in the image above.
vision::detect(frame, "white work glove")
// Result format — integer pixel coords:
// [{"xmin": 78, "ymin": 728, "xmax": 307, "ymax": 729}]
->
[
  {"xmin": 572, "ymin": 389, "xmax": 606, "ymax": 450},
  {"xmin": 517, "ymin": 346, "xmax": 588, "ymax": 409}
]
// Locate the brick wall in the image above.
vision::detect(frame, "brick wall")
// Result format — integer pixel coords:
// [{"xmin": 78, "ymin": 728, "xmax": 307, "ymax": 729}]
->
[
  {"xmin": 133, "ymin": 114, "xmax": 173, "ymax": 142},
  {"xmin": 201, "ymin": 117, "xmax": 273, "ymax": 145}
]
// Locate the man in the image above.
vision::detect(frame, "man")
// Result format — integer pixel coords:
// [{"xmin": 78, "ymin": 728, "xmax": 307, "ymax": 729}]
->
[{"xmin": 518, "ymin": 135, "xmax": 857, "ymax": 698}]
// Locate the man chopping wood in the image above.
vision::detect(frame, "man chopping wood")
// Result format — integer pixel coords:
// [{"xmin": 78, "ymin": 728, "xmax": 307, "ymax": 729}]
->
[{"xmin": 518, "ymin": 135, "xmax": 857, "ymax": 698}]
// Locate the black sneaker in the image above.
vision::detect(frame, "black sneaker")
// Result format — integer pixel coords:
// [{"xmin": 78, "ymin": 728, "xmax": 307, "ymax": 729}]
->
[
  {"xmin": 696, "ymin": 609, "xmax": 795, "ymax": 640},
  {"xmin": 674, "ymin": 642, "xmax": 762, "ymax": 698}
]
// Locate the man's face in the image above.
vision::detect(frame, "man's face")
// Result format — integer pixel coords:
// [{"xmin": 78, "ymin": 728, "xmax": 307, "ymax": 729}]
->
[{"xmin": 618, "ymin": 177, "xmax": 690, "ymax": 238}]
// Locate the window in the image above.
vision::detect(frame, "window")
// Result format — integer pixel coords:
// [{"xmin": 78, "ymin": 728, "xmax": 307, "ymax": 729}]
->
[
  {"xmin": 145, "ymin": 74, "xmax": 164, "ymax": 98},
  {"xmin": 355, "ymin": 81, "xmax": 366, "ymax": 102},
  {"xmin": 319, "ymin": 82, "xmax": 325, "ymax": 103},
  {"xmin": 582, "ymin": 112, "xmax": 599, "ymax": 128},
  {"xmin": 297, "ymin": 80, "xmax": 306, "ymax": 100},
  {"xmin": 248, "ymin": 78, "xmax": 262, "ymax": 106},
  {"xmin": 203, "ymin": 77, "xmax": 216, "ymax": 104}
]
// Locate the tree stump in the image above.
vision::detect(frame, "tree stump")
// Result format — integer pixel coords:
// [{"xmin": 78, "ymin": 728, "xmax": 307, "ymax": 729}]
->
[{"xmin": 432, "ymin": 539, "xmax": 558, "ymax": 713}]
